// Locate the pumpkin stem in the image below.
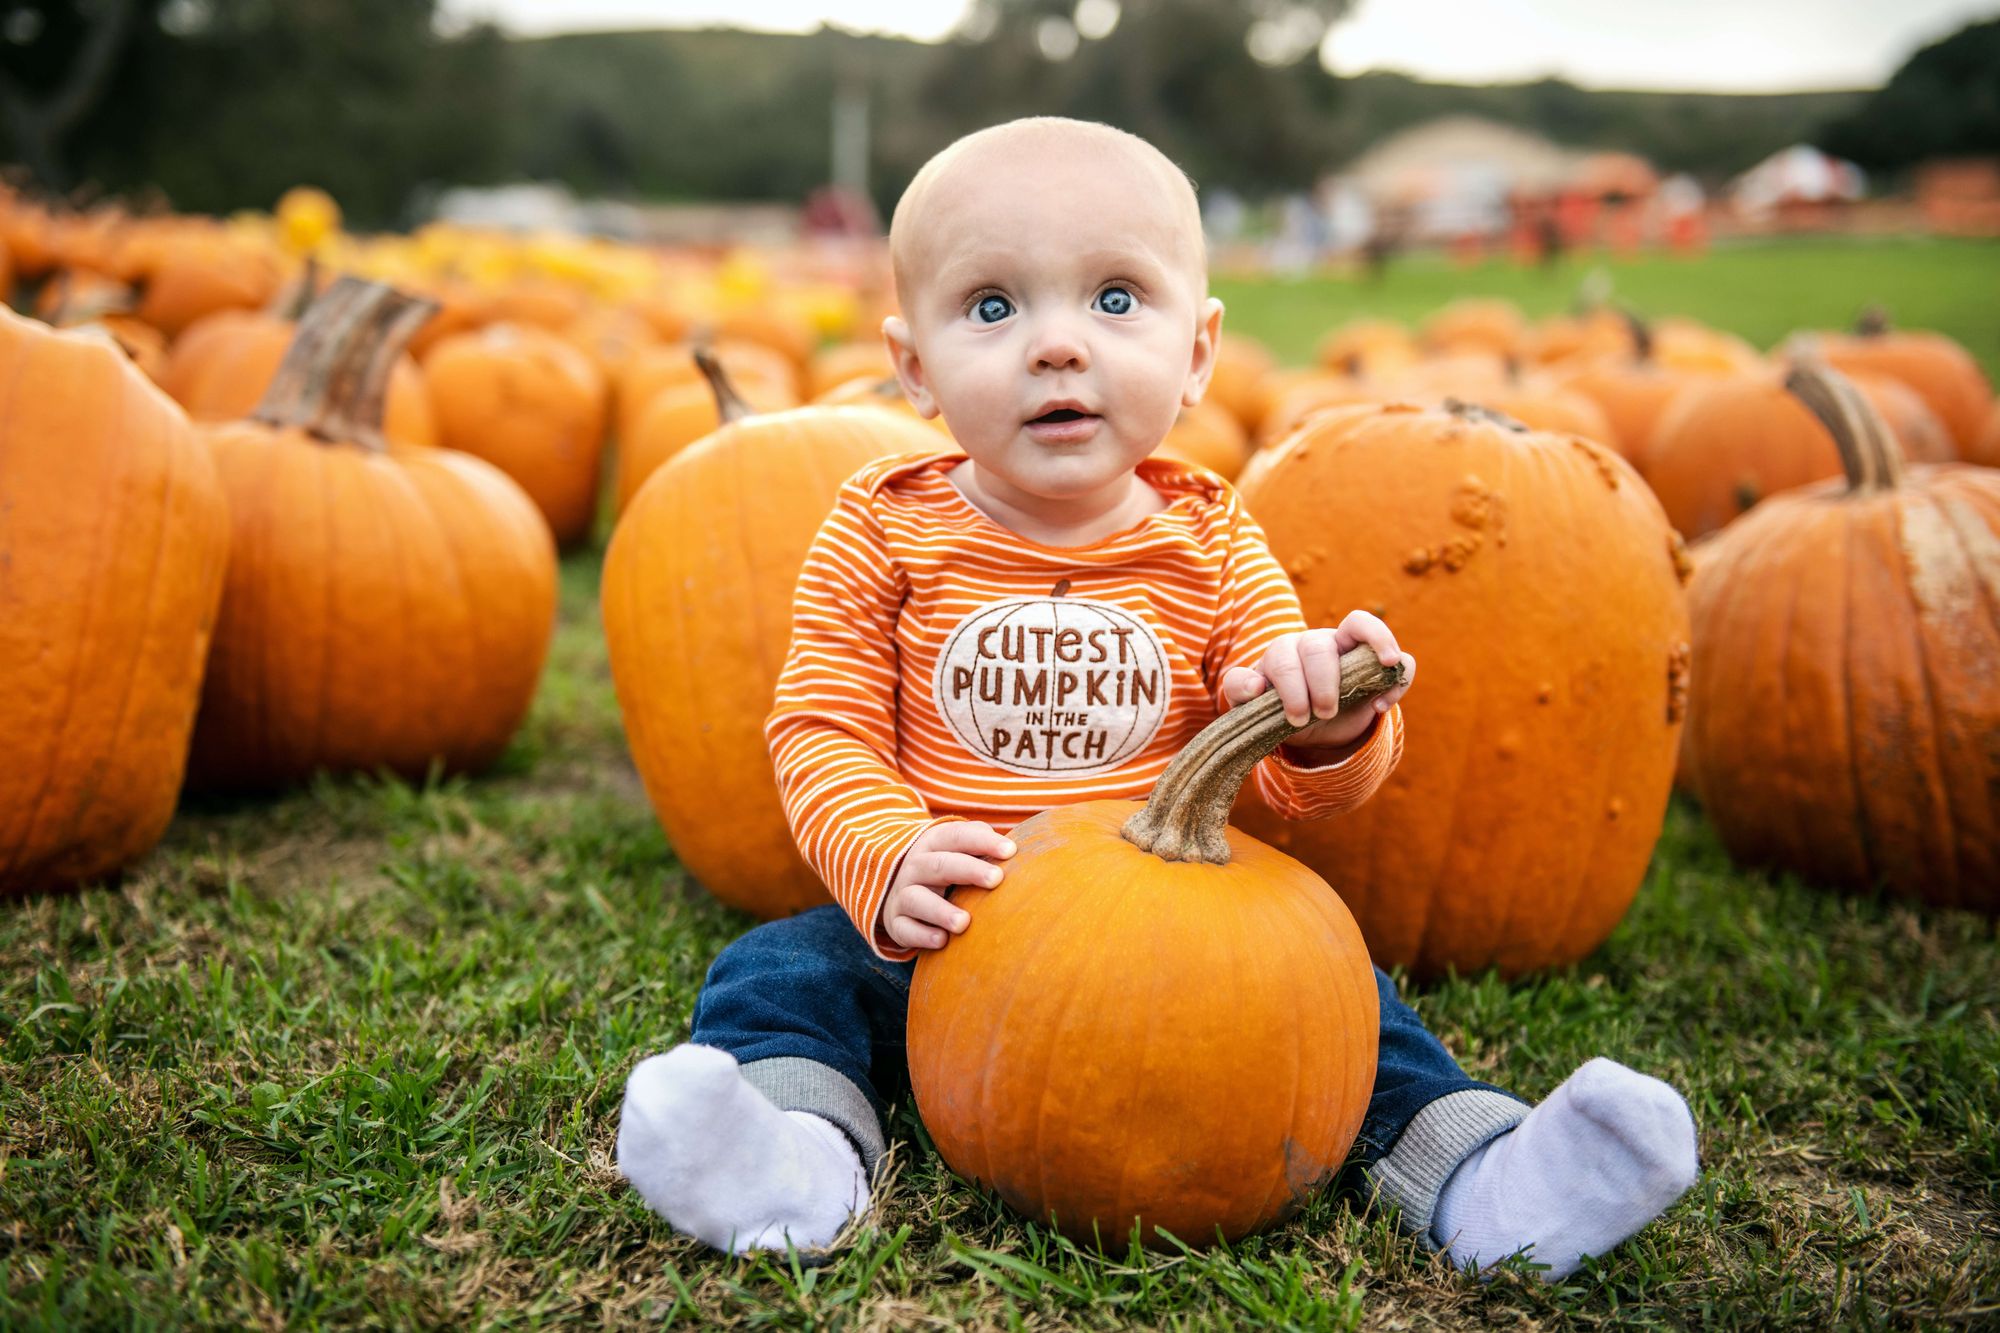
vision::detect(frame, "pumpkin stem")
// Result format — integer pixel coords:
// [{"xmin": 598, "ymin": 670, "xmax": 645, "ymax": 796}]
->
[
  {"xmin": 1854, "ymin": 305, "xmax": 1890, "ymax": 338},
  {"xmin": 249, "ymin": 275, "xmax": 437, "ymax": 452},
  {"xmin": 1443, "ymin": 397, "xmax": 1527, "ymax": 432},
  {"xmin": 1120, "ymin": 645, "xmax": 1405, "ymax": 865},
  {"xmin": 1617, "ymin": 306, "xmax": 1654, "ymax": 364},
  {"xmin": 1783, "ymin": 361, "xmax": 1905, "ymax": 495},
  {"xmin": 270, "ymin": 253, "xmax": 322, "ymax": 322},
  {"xmin": 695, "ymin": 347, "xmax": 754, "ymax": 425}
]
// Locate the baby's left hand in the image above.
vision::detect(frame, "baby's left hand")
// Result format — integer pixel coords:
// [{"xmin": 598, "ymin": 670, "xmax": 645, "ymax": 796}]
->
[{"xmin": 1220, "ymin": 611, "xmax": 1415, "ymax": 753}]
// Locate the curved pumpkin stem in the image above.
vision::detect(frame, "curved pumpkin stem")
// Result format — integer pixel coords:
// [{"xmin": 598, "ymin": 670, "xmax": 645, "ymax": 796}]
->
[
  {"xmin": 268, "ymin": 253, "xmax": 322, "ymax": 322},
  {"xmin": 251, "ymin": 275, "xmax": 437, "ymax": 452},
  {"xmin": 1784, "ymin": 361, "xmax": 1905, "ymax": 495},
  {"xmin": 1442, "ymin": 398, "xmax": 1527, "ymax": 433},
  {"xmin": 1854, "ymin": 305, "xmax": 1891, "ymax": 338},
  {"xmin": 1121, "ymin": 645, "xmax": 1405, "ymax": 865},
  {"xmin": 694, "ymin": 347, "xmax": 755, "ymax": 425},
  {"xmin": 1617, "ymin": 306, "xmax": 1654, "ymax": 364}
]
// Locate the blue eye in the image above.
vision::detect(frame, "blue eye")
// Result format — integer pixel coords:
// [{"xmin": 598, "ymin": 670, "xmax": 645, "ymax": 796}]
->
[
  {"xmin": 1093, "ymin": 287, "xmax": 1135, "ymax": 315},
  {"xmin": 974, "ymin": 294, "xmax": 1013, "ymax": 323}
]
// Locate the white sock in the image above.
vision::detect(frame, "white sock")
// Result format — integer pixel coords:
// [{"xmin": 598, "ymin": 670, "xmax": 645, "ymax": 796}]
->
[
  {"xmin": 1431, "ymin": 1057, "xmax": 1698, "ymax": 1280},
  {"xmin": 615, "ymin": 1044, "xmax": 869, "ymax": 1255}
]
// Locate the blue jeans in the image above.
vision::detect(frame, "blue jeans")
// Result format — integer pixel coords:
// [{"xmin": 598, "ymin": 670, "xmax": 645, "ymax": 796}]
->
[{"xmin": 689, "ymin": 904, "xmax": 1528, "ymax": 1239}]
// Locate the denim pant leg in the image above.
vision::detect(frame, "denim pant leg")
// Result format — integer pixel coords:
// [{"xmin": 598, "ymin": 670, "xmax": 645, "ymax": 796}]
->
[
  {"xmin": 1352, "ymin": 966, "xmax": 1530, "ymax": 1242},
  {"xmin": 689, "ymin": 904, "xmax": 914, "ymax": 1177}
]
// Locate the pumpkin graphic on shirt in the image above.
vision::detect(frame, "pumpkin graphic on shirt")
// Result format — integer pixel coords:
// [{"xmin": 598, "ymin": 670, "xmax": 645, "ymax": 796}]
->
[{"xmin": 932, "ymin": 583, "xmax": 1172, "ymax": 775}]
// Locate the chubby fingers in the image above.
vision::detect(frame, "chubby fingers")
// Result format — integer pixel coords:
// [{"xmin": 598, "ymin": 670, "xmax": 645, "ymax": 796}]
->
[
  {"xmin": 1334, "ymin": 609, "xmax": 1401, "ymax": 667},
  {"xmin": 884, "ymin": 885, "xmax": 968, "ymax": 951},
  {"xmin": 922, "ymin": 819, "xmax": 1017, "ymax": 863},
  {"xmin": 1221, "ymin": 665, "xmax": 1269, "ymax": 708}
]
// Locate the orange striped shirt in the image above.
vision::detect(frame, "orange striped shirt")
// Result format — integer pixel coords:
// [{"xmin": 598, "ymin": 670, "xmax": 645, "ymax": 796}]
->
[{"xmin": 767, "ymin": 450, "xmax": 1403, "ymax": 959}]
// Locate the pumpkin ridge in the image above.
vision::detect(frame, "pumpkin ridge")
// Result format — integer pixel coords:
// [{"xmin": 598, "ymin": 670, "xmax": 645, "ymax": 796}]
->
[
  {"xmin": 404, "ymin": 458, "xmax": 482, "ymax": 765},
  {"xmin": 85, "ymin": 369, "xmax": 183, "ymax": 856},
  {"xmin": 1935, "ymin": 485, "xmax": 2000, "ymax": 634},
  {"xmin": 1838, "ymin": 517, "xmax": 1880, "ymax": 886},
  {"xmin": 1901, "ymin": 489, "xmax": 1994, "ymax": 907},
  {"xmin": 13, "ymin": 338, "xmax": 113, "ymax": 867},
  {"xmin": 1770, "ymin": 521, "xmax": 1820, "ymax": 879},
  {"xmin": 1021, "ymin": 869, "xmax": 1122, "ymax": 1236}
]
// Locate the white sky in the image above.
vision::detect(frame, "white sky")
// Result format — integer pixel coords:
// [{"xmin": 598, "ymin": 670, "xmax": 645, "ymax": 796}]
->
[{"xmin": 442, "ymin": 0, "xmax": 2000, "ymax": 91}]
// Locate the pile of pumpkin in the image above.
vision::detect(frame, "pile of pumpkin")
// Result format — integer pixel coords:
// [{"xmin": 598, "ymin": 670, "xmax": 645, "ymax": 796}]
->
[
  {"xmin": 0, "ymin": 185, "xmax": 939, "ymax": 898},
  {"xmin": 6, "ymin": 180, "xmax": 1996, "ymax": 1251}
]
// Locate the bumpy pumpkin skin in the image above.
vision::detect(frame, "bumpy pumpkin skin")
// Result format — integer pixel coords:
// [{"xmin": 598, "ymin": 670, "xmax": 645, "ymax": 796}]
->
[
  {"xmin": 908, "ymin": 800, "xmax": 1379, "ymax": 1247},
  {"xmin": 603, "ymin": 406, "xmax": 944, "ymax": 919},
  {"xmin": 1684, "ymin": 381, "xmax": 2000, "ymax": 912},
  {"xmin": 0, "ymin": 311, "xmax": 230, "ymax": 894},
  {"xmin": 423, "ymin": 323, "xmax": 609, "ymax": 547},
  {"xmin": 1234, "ymin": 404, "xmax": 1693, "ymax": 978}
]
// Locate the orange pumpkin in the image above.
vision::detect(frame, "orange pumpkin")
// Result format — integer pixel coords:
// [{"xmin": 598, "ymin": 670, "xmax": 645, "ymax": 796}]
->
[
  {"xmin": 0, "ymin": 309, "xmax": 230, "ymax": 894},
  {"xmin": 1234, "ymin": 401, "xmax": 1692, "ymax": 977},
  {"xmin": 909, "ymin": 666, "xmax": 1393, "ymax": 1246},
  {"xmin": 36, "ymin": 270, "xmax": 168, "ymax": 382},
  {"xmin": 614, "ymin": 338, "xmax": 798, "ymax": 445},
  {"xmin": 405, "ymin": 279, "xmax": 493, "ymax": 361},
  {"xmin": 806, "ymin": 339, "xmax": 895, "ymax": 399},
  {"xmin": 602, "ymin": 361, "xmax": 946, "ymax": 919},
  {"xmin": 1449, "ymin": 381, "xmax": 1620, "ymax": 452},
  {"xmin": 1847, "ymin": 372, "xmax": 1957, "ymax": 465},
  {"xmin": 1817, "ymin": 310, "xmax": 1993, "ymax": 455},
  {"xmin": 1421, "ymin": 298, "xmax": 1526, "ymax": 358},
  {"xmin": 189, "ymin": 278, "xmax": 556, "ymax": 791},
  {"xmin": 1315, "ymin": 318, "xmax": 1420, "ymax": 378},
  {"xmin": 1682, "ymin": 365, "xmax": 1998, "ymax": 912},
  {"xmin": 1256, "ymin": 373, "xmax": 1394, "ymax": 449},
  {"xmin": 1157, "ymin": 398, "xmax": 1251, "ymax": 479},
  {"xmin": 423, "ymin": 323, "xmax": 609, "ymax": 547},
  {"xmin": 1205, "ymin": 332, "xmax": 1277, "ymax": 433},
  {"xmin": 132, "ymin": 233, "xmax": 283, "ymax": 336},
  {"xmin": 1645, "ymin": 371, "xmax": 1846, "ymax": 540},
  {"xmin": 160, "ymin": 294, "xmax": 436, "ymax": 447},
  {"xmin": 1975, "ymin": 400, "xmax": 2000, "ymax": 469},
  {"xmin": 611, "ymin": 365, "xmax": 797, "ymax": 517}
]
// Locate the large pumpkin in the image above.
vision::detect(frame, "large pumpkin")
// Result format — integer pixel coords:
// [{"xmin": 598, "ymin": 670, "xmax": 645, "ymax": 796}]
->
[
  {"xmin": 1234, "ymin": 402, "xmax": 1692, "ymax": 977},
  {"xmin": 0, "ymin": 309, "xmax": 230, "ymax": 895},
  {"xmin": 1682, "ymin": 364, "xmax": 1998, "ymax": 912},
  {"xmin": 422, "ymin": 322, "xmax": 609, "ymax": 547},
  {"xmin": 909, "ymin": 657, "xmax": 1396, "ymax": 1247},
  {"xmin": 1645, "ymin": 371, "xmax": 1845, "ymax": 540},
  {"xmin": 1818, "ymin": 310, "xmax": 1993, "ymax": 456},
  {"xmin": 602, "ymin": 361, "xmax": 945, "ymax": 918},
  {"xmin": 188, "ymin": 278, "xmax": 556, "ymax": 791}
]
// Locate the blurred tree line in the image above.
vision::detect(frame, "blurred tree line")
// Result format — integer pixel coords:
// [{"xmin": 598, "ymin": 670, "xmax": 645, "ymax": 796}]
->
[{"xmin": 6, "ymin": 0, "xmax": 1984, "ymax": 230}]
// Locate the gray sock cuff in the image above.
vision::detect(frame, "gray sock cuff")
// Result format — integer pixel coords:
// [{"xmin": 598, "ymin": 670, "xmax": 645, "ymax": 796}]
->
[
  {"xmin": 739, "ymin": 1057, "xmax": 888, "ymax": 1178},
  {"xmin": 1365, "ymin": 1088, "xmax": 1529, "ymax": 1243}
]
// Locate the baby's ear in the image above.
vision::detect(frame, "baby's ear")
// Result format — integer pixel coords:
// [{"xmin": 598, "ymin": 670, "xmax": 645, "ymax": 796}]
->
[
  {"xmin": 883, "ymin": 316, "xmax": 941, "ymax": 419},
  {"xmin": 1183, "ymin": 298, "xmax": 1225, "ymax": 407}
]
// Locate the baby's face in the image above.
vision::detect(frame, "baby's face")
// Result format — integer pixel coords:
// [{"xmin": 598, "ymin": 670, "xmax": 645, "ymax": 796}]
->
[{"xmin": 886, "ymin": 139, "xmax": 1221, "ymax": 505}]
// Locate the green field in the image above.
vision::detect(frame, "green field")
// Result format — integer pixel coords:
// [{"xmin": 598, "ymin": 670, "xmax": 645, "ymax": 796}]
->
[
  {"xmin": 4, "ymin": 239, "xmax": 1997, "ymax": 1330},
  {"xmin": 1215, "ymin": 236, "xmax": 2000, "ymax": 381}
]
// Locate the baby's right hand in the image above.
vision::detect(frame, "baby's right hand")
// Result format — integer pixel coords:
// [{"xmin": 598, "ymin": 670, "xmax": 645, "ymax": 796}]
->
[{"xmin": 879, "ymin": 821, "xmax": 1016, "ymax": 952}]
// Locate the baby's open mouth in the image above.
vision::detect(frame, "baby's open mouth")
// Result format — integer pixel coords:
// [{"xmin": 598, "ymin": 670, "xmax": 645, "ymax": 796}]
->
[{"xmin": 1029, "ymin": 408, "xmax": 1091, "ymax": 424}]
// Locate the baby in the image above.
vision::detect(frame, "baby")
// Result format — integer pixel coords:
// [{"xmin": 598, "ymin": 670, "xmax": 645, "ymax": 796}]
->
[{"xmin": 616, "ymin": 117, "xmax": 1698, "ymax": 1279}]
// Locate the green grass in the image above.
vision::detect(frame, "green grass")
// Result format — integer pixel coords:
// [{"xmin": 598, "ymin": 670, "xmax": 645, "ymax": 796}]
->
[
  {"xmin": 5, "ymin": 238, "xmax": 1999, "ymax": 1329},
  {"xmin": 1213, "ymin": 235, "xmax": 2000, "ymax": 381}
]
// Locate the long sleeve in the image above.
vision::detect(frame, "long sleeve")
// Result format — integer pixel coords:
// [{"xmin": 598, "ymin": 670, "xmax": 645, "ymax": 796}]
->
[
  {"xmin": 1202, "ymin": 492, "xmax": 1405, "ymax": 819},
  {"xmin": 766, "ymin": 482, "xmax": 957, "ymax": 960}
]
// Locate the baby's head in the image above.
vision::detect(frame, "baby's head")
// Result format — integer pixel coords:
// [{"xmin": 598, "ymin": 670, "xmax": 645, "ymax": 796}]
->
[{"xmin": 884, "ymin": 118, "xmax": 1224, "ymax": 504}]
